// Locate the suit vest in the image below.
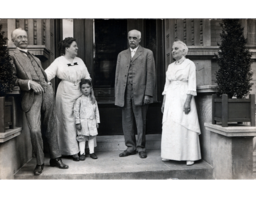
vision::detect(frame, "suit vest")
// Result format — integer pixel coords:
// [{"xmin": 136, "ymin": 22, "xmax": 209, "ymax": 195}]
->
[
  {"xmin": 126, "ymin": 60, "xmax": 135, "ymax": 99},
  {"xmin": 25, "ymin": 54, "xmax": 47, "ymax": 85}
]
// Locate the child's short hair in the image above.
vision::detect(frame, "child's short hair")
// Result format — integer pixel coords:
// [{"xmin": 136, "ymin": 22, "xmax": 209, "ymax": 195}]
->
[
  {"xmin": 79, "ymin": 79, "xmax": 96, "ymax": 104},
  {"xmin": 80, "ymin": 79, "xmax": 92, "ymax": 88}
]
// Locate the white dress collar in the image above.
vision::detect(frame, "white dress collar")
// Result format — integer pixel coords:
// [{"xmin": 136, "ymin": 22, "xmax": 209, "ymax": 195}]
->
[{"xmin": 175, "ymin": 56, "xmax": 186, "ymax": 65}]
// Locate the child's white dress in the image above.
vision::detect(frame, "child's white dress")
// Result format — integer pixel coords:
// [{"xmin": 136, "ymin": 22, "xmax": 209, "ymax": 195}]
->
[{"xmin": 73, "ymin": 95, "xmax": 100, "ymax": 140}]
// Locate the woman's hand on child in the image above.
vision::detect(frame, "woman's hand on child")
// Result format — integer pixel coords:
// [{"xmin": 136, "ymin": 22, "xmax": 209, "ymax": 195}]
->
[
  {"xmin": 76, "ymin": 123, "xmax": 82, "ymax": 130},
  {"xmin": 96, "ymin": 123, "xmax": 99, "ymax": 128}
]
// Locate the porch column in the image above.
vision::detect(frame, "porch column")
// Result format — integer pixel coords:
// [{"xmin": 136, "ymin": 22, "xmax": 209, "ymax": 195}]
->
[{"xmin": 196, "ymin": 85, "xmax": 217, "ymax": 165}]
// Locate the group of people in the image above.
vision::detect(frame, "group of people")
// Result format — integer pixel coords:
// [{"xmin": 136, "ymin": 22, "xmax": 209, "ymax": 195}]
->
[{"xmin": 10, "ymin": 27, "xmax": 201, "ymax": 176}]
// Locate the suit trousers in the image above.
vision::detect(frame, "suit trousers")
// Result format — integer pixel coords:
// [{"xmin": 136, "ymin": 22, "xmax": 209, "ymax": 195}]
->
[
  {"xmin": 25, "ymin": 83, "xmax": 61, "ymax": 165},
  {"xmin": 122, "ymin": 83, "xmax": 148, "ymax": 152}
]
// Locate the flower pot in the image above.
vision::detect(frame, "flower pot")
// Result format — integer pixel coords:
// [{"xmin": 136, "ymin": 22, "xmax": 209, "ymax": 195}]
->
[{"xmin": 212, "ymin": 94, "xmax": 255, "ymax": 127}]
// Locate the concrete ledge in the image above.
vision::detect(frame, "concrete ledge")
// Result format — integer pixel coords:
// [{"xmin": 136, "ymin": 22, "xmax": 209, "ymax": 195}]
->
[
  {"xmin": 204, "ymin": 123, "xmax": 256, "ymax": 137},
  {"xmin": 206, "ymin": 122, "xmax": 255, "ymax": 179},
  {"xmin": 187, "ymin": 46, "xmax": 218, "ymax": 57},
  {"xmin": 6, "ymin": 86, "xmax": 20, "ymax": 95},
  {"xmin": 0, "ymin": 127, "xmax": 22, "ymax": 143},
  {"xmin": 197, "ymin": 85, "xmax": 217, "ymax": 93},
  {"xmin": 9, "ymin": 45, "xmax": 50, "ymax": 60}
]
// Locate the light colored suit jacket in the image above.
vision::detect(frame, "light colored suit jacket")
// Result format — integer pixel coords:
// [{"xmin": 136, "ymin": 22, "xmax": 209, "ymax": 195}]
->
[
  {"xmin": 10, "ymin": 49, "xmax": 48, "ymax": 112},
  {"xmin": 115, "ymin": 45, "xmax": 156, "ymax": 107}
]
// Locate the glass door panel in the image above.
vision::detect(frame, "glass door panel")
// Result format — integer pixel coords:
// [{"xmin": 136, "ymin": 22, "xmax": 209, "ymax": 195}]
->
[{"xmin": 93, "ymin": 19, "xmax": 127, "ymax": 102}]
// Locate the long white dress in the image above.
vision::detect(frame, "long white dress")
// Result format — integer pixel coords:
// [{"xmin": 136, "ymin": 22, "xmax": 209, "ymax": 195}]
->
[
  {"xmin": 161, "ymin": 58, "xmax": 201, "ymax": 161},
  {"xmin": 45, "ymin": 56, "xmax": 91, "ymax": 155}
]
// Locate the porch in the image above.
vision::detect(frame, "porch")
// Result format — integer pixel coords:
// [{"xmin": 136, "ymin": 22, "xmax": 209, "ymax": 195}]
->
[{"xmin": 14, "ymin": 135, "xmax": 213, "ymax": 180}]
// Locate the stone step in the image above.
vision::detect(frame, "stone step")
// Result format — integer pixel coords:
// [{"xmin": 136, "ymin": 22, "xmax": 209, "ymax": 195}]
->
[
  {"xmin": 14, "ymin": 150, "xmax": 213, "ymax": 179},
  {"xmin": 95, "ymin": 134, "xmax": 161, "ymax": 151}
]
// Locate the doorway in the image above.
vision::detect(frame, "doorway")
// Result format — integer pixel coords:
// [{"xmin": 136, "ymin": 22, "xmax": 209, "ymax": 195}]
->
[{"xmin": 72, "ymin": 19, "xmax": 163, "ymax": 135}]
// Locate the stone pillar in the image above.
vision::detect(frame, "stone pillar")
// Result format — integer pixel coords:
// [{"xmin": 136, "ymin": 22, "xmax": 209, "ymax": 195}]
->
[
  {"xmin": 196, "ymin": 85, "xmax": 217, "ymax": 165},
  {"xmin": 7, "ymin": 19, "xmax": 16, "ymax": 47},
  {"xmin": 205, "ymin": 123, "xmax": 256, "ymax": 179}
]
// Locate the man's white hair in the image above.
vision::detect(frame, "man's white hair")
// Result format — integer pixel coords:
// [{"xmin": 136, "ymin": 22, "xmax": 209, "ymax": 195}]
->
[
  {"xmin": 173, "ymin": 40, "xmax": 189, "ymax": 56},
  {"xmin": 11, "ymin": 28, "xmax": 26, "ymax": 42},
  {"xmin": 128, "ymin": 29, "xmax": 141, "ymax": 39}
]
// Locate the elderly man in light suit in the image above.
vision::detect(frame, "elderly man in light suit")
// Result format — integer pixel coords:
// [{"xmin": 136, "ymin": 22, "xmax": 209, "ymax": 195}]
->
[
  {"xmin": 115, "ymin": 29, "xmax": 156, "ymax": 159},
  {"xmin": 10, "ymin": 28, "xmax": 69, "ymax": 175}
]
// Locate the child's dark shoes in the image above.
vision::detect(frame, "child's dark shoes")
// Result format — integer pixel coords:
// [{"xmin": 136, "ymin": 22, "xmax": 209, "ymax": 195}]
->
[
  {"xmin": 80, "ymin": 154, "xmax": 86, "ymax": 161},
  {"xmin": 90, "ymin": 153, "xmax": 98, "ymax": 159},
  {"xmin": 72, "ymin": 154, "xmax": 80, "ymax": 161}
]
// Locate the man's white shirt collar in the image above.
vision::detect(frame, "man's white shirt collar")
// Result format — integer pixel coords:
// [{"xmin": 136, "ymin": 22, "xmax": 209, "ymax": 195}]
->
[
  {"xmin": 17, "ymin": 47, "xmax": 28, "ymax": 53},
  {"xmin": 130, "ymin": 46, "xmax": 139, "ymax": 52}
]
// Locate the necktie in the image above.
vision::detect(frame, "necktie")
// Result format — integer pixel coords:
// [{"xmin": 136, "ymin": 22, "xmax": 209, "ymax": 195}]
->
[
  {"xmin": 21, "ymin": 51, "xmax": 34, "ymax": 61},
  {"xmin": 20, "ymin": 50, "xmax": 28, "ymax": 56},
  {"xmin": 20, "ymin": 50, "xmax": 40, "ymax": 68}
]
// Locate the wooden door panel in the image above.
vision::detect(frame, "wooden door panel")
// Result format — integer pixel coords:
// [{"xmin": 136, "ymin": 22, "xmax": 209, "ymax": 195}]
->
[{"xmin": 73, "ymin": 19, "xmax": 94, "ymax": 81}]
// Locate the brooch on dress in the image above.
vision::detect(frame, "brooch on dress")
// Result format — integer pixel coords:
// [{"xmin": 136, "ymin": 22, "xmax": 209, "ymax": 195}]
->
[{"xmin": 67, "ymin": 62, "xmax": 78, "ymax": 66}]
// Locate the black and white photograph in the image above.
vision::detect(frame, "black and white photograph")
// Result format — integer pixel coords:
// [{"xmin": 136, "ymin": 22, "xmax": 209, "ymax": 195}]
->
[{"xmin": 0, "ymin": 1, "xmax": 256, "ymax": 197}]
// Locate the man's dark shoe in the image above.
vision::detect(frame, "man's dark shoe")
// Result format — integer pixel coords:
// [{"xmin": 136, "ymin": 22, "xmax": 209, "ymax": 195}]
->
[
  {"xmin": 34, "ymin": 164, "xmax": 44, "ymax": 176},
  {"xmin": 80, "ymin": 154, "xmax": 86, "ymax": 161},
  {"xmin": 139, "ymin": 151, "xmax": 147, "ymax": 159},
  {"xmin": 72, "ymin": 154, "xmax": 80, "ymax": 161},
  {"xmin": 90, "ymin": 153, "xmax": 98, "ymax": 159},
  {"xmin": 50, "ymin": 158, "xmax": 69, "ymax": 169},
  {"xmin": 119, "ymin": 150, "xmax": 137, "ymax": 157}
]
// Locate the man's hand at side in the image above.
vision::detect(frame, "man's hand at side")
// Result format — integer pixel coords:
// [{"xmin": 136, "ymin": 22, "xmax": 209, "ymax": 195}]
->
[
  {"xmin": 144, "ymin": 95, "xmax": 152, "ymax": 104},
  {"xmin": 30, "ymin": 81, "xmax": 44, "ymax": 93}
]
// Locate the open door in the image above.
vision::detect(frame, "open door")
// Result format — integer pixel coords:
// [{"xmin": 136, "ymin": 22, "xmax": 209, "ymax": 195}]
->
[{"xmin": 73, "ymin": 19, "xmax": 163, "ymax": 135}]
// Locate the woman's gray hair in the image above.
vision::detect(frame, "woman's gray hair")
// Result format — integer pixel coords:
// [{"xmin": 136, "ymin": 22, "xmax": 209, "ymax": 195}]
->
[{"xmin": 173, "ymin": 40, "xmax": 188, "ymax": 56}]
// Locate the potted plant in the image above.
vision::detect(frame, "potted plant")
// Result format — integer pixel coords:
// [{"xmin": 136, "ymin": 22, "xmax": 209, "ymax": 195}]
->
[
  {"xmin": 0, "ymin": 24, "xmax": 16, "ymax": 132},
  {"xmin": 212, "ymin": 19, "xmax": 255, "ymax": 127}
]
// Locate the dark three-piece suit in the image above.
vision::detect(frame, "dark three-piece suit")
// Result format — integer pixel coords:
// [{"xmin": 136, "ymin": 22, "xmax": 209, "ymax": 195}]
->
[{"xmin": 115, "ymin": 45, "xmax": 156, "ymax": 152}]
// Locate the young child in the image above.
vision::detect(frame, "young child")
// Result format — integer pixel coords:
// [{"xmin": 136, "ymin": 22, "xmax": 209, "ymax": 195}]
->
[{"xmin": 73, "ymin": 79, "xmax": 100, "ymax": 161}]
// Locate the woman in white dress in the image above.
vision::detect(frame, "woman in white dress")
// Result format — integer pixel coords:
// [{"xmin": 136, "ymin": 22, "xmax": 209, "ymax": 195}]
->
[
  {"xmin": 161, "ymin": 40, "xmax": 201, "ymax": 166},
  {"xmin": 45, "ymin": 37, "xmax": 91, "ymax": 161}
]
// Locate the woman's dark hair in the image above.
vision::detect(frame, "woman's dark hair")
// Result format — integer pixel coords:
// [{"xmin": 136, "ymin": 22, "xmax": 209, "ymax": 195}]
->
[
  {"xmin": 59, "ymin": 37, "xmax": 76, "ymax": 55},
  {"xmin": 79, "ymin": 79, "xmax": 96, "ymax": 104}
]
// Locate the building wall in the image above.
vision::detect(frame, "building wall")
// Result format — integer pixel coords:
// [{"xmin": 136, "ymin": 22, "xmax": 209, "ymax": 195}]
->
[{"xmin": 164, "ymin": 19, "xmax": 256, "ymax": 98}]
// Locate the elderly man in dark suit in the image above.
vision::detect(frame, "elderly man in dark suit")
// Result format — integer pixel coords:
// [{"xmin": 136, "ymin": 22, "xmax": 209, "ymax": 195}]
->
[
  {"xmin": 115, "ymin": 29, "xmax": 156, "ymax": 159},
  {"xmin": 10, "ymin": 28, "xmax": 69, "ymax": 175}
]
